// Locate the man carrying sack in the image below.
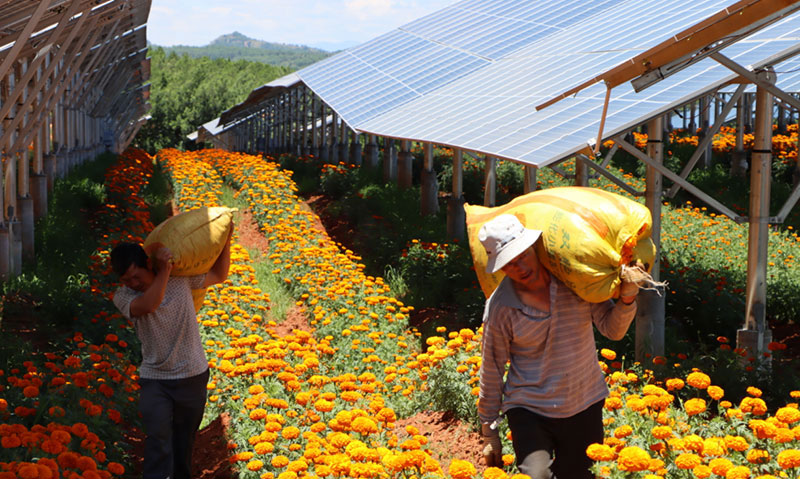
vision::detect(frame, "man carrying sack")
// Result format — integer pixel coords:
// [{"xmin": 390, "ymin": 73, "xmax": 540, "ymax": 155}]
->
[
  {"xmin": 109, "ymin": 221, "xmax": 233, "ymax": 479},
  {"xmin": 477, "ymin": 214, "xmax": 641, "ymax": 479}
]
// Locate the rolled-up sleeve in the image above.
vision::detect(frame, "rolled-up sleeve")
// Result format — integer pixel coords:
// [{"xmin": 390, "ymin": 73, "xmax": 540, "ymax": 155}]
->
[
  {"xmin": 591, "ymin": 299, "xmax": 636, "ymax": 341},
  {"xmin": 478, "ymin": 302, "xmax": 512, "ymax": 426}
]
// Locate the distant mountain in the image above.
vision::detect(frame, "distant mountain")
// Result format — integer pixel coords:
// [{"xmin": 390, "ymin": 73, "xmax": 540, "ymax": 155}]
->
[{"xmin": 154, "ymin": 32, "xmax": 335, "ymax": 70}]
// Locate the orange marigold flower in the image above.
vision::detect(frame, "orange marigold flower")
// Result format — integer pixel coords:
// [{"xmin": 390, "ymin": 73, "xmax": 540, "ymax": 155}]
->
[
  {"xmin": 709, "ymin": 457, "xmax": 734, "ymax": 476},
  {"xmin": 776, "ymin": 407, "xmax": 800, "ymax": 425},
  {"xmin": 651, "ymin": 426, "xmax": 672, "ymax": 440},
  {"xmin": 448, "ymin": 459, "xmax": 476, "ymax": 479},
  {"xmin": 675, "ymin": 453, "xmax": 702, "ymax": 469},
  {"xmin": 746, "ymin": 387, "xmax": 762, "ymax": 398},
  {"xmin": 778, "ymin": 450, "xmax": 800, "ymax": 469},
  {"xmin": 247, "ymin": 460, "xmax": 264, "ymax": 472},
  {"xmin": 586, "ymin": 443, "xmax": 615, "ymax": 461},
  {"xmin": 686, "ymin": 372, "xmax": 711, "ymax": 389},
  {"xmin": 726, "ymin": 465, "xmax": 751, "ymax": 479},
  {"xmin": 616, "ymin": 446, "xmax": 651, "ymax": 472},
  {"xmin": 600, "ymin": 349, "xmax": 616, "ymax": 360},
  {"xmin": 666, "ymin": 378, "xmax": 685, "ymax": 391},
  {"xmin": 747, "ymin": 449, "xmax": 770, "ymax": 464},
  {"xmin": 707, "ymin": 386, "xmax": 725, "ymax": 401},
  {"xmin": 685, "ymin": 398, "xmax": 707, "ymax": 416}
]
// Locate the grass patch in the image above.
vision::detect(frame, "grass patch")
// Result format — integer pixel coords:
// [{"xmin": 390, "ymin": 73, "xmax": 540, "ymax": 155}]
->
[{"xmin": 245, "ymin": 249, "xmax": 296, "ymax": 323}]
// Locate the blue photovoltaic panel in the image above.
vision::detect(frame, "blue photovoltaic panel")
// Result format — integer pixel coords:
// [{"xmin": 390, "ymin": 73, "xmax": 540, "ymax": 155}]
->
[{"xmin": 354, "ymin": 0, "xmax": 800, "ymax": 167}]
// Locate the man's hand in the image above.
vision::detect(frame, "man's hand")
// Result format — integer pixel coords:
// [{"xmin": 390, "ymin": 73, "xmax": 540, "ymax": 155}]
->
[
  {"xmin": 619, "ymin": 261, "xmax": 645, "ymax": 304},
  {"xmin": 153, "ymin": 247, "xmax": 173, "ymax": 275},
  {"xmin": 482, "ymin": 424, "xmax": 502, "ymax": 468}
]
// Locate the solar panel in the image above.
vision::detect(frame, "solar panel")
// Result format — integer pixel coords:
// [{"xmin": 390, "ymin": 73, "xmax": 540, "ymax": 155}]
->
[{"xmin": 350, "ymin": 0, "xmax": 800, "ymax": 167}]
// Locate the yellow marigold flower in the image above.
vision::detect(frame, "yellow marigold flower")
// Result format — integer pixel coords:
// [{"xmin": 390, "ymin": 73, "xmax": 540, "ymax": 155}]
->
[
  {"xmin": 448, "ymin": 459, "xmax": 476, "ymax": 479},
  {"xmin": 709, "ymin": 457, "xmax": 734, "ymax": 476},
  {"xmin": 586, "ymin": 443, "xmax": 615, "ymax": 461},
  {"xmin": 617, "ymin": 446, "xmax": 651, "ymax": 472},
  {"xmin": 778, "ymin": 449, "xmax": 800, "ymax": 468},
  {"xmin": 747, "ymin": 449, "xmax": 770, "ymax": 464},
  {"xmin": 271, "ymin": 455, "xmax": 290, "ymax": 468},
  {"xmin": 776, "ymin": 406, "xmax": 800, "ymax": 425},
  {"xmin": 666, "ymin": 378, "xmax": 685, "ymax": 391},
  {"xmin": 707, "ymin": 385, "xmax": 724, "ymax": 401},
  {"xmin": 502, "ymin": 455, "xmax": 514, "ymax": 466},
  {"xmin": 702, "ymin": 437, "xmax": 726, "ymax": 457},
  {"xmin": 600, "ymin": 349, "xmax": 616, "ymax": 360},
  {"xmin": 675, "ymin": 453, "xmax": 702, "ymax": 469},
  {"xmin": 247, "ymin": 460, "xmax": 264, "ymax": 472},
  {"xmin": 686, "ymin": 372, "xmax": 711, "ymax": 389},
  {"xmin": 694, "ymin": 464, "xmax": 712, "ymax": 478},
  {"xmin": 775, "ymin": 428, "xmax": 795, "ymax": 443},
  {"xmin": 746, "ymin": 387, "xmax": 762, "ymax": 398},
  {"xmin": 604, "ymin": 397, "xmax": 623, "ymax": 411},
  {"xmin": 249, "ymin": 409, "xmax": 268, "ymax": 421},
  {"xmin": 724, "ymin": 435, "xmax": 750, "ymax": 451},
  {"xmin": 726, "ymin": 465, "xmax": 751, "ymax": 479},
  {"xmin": 249, "ymin": 385, "xmax": 265, "ymax": 395},
  {"xmin": 740, "ymin": 397, "xmax": 767, "ymax": 415},
  {"xmin": 351, "ymin": 417, "xmax": 378, "ymax": 435},
  {"xmin": 683, "ymin": 434, "xmax": 703, "ymax": 452},
  {"xmin": 483, "ymin": 467, "xmax": 508, "ymax": 479},
  {"xmin": 685, "ymin": 398, "xmax": 707, "ymax": 416},
  {"xmin": 276, "ymin": 472, "xmax": 297, "ymax": 479},
  {"xmin": 651, "ymin": 426, "xmax": 672, "ymax": 440},
  {"xmin": 314, "ymin": 399, "xmax": 334, "ymax": 413}
]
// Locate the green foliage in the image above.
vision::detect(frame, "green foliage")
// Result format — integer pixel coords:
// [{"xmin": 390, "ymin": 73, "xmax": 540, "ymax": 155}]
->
[
  {"xmin": 158, "ymin": 31, "xmax": 332, "ymax": 69},
  {"xmin": 319, "ymin": 162, "xmax": 360, "ymax": 198},
  {"xmin": 141, "ymin": 159, "xmax": 173, "ymax": 226},
  {"xmin": 134, "ymin": 47, "xmax": 292, "ymax": 152}
]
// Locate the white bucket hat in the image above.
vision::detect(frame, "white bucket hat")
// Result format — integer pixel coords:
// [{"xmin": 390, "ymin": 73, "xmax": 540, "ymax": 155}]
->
[{"xmin": 479, "ymin": 214, "xmax": 542, "ymax": 274}]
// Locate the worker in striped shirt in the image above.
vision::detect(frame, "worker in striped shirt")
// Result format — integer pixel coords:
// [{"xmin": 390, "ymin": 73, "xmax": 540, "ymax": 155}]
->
[{"xmin": 477, "ymin": 214, "xmax": 640, "ymax": 479}]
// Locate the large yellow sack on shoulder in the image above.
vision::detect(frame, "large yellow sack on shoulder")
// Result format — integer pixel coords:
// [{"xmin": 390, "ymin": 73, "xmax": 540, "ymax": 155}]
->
[
  {"xmin": 144, "ymin": 206, "xmax": 235, "ymax": 311},
  {"xmin": 465, "ymin": 186, "xmax": 655, "ymax": 303}
]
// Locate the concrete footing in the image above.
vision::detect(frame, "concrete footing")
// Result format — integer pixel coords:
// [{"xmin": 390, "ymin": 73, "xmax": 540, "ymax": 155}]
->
[
  {"xmin": 398, "ymin": 151, "xmax": 413, "ymax": 188},
  {"xmin": 31, "ymin": 174, "xmax": 48, "ymax": 219},
  {"xmin": 447, "ymin": 196, "xmax": 466, "ymax": 240},
  {"xmin": 421, "ymin": 168, "xmax": 439, "ymax": 215},
  {"xmin": 10, "ymin": 221, "xmax": 21, "ymax": 277},
  {"xmin": 19, "ymin": 197, "xmax": 34, "ymax": 262}
]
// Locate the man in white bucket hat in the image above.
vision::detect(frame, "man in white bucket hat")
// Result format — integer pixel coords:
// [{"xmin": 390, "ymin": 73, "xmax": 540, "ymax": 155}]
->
[{"xmin": 477, "ymin": 214, "xmax": 640, "ymax": 479}]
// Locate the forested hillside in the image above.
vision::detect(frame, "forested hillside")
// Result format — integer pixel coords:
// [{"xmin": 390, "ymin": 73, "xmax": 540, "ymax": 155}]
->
[
  {"xmin": 156, "ymin": 32, "xmax": 333, "ymax": 69},
  {"xmin": 133, "ymin": 47, "xmax": 292, "ymax": 152}
]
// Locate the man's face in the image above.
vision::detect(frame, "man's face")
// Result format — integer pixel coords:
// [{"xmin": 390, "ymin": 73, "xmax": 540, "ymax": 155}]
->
[
  {"xmin": 500, "ymin": 246, "xmax": 543, "ymax": 286},
  {"xmin": 119, "ymin": 263, "xmax": 153, "ymax": 292}
]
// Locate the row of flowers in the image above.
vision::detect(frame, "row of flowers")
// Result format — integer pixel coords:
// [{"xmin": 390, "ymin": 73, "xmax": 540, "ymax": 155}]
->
[
  {"xmin": 0, "ymin": 149, "xmax": 163, "ymax": 479},
  {"xmin": 153, "ymin": 147, "xmax": 800, "ymax": 479}
]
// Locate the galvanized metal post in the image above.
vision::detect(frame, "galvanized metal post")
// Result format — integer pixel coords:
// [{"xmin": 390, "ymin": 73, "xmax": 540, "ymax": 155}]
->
[
  {"xmin": 737, "ymin": 72, "xmax": 775, "ymax": 360},
  {"xmin": 320, "ymin": 104, "xmax": 329, "ymax": 162},
  {"xmin": 575, "ymin": 154, "xmax": 589, "ymax": 186},
  {"xmin": 301, "ymin": 86, "xmax": 308, "ymax": 156},
  {"xmin": 732, "ymin": 96, "xmax": 747, "ymax": 177},
  {"xmin": 636, "ymin": 116, "xmax": 665, "ymax": 362},
  {"xmin": 421, "ymin": 142, "xmax": 438, "ymax": 216}
]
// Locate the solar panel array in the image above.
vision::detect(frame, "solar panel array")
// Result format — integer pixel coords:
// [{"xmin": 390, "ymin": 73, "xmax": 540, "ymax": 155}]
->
[{"xmin": 295, "ymin": 0, "xmax": 800, "ymax": 167}]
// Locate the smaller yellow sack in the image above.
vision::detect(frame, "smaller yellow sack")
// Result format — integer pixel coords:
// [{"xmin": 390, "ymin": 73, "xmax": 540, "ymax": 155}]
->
[{"xmin": 144, "ymin": 207, "xmax": 235, "ymax": 312}]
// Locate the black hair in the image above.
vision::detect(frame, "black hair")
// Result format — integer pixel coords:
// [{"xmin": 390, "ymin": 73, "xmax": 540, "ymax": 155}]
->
[{"xmin": 110, "ymin": 242, "xmax": 148, "ymax": 276}]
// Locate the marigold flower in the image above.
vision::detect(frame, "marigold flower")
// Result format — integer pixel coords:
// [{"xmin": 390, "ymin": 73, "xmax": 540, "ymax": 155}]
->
[
  {"xmin": 271, "ymin": 455, "xmax": 290, "ymax": 468},
  {"xmin": 586, "ymin": 443, "xmax": 615, "ymax": 461},
  {"xmin": 685, "ymin": 398, "xmax": 707, "ymax": 416},
  {"xmin": 707, "ymin": 385, "xmax": 724, "ymax": 401},
  {"xmin": 746, "ymin": 387, "xmax": 762, "ymax": 398},
  {"xmin": 613, "ymin": 425, "xmax": 633, "ymax": 439},
  {"xmin": 776, "ymin": 407, "xmax": 800, "ymax": 424},
  {"xmin": 746, "ymin": 449, "xmax": 770, "ymax": 464},
  {"xmin": 666, "ymin": 378, "xmax": 685, "ymax": 391},
  {"xmin": 778, "ymin": 450, "xmax": 800, "ymax": 469},
  {"xmin": 726, "ymin": 465, "xmax": 751, "ymax": 479},
  {"xmin": 686, "ymin": 372, "xmax": 711, "ymax": 389},
  {"xmin": 247, "ymin": 460, "xmax": 264, "ymax": 471},
  {"xmin": 448, "ymin": 459, "xmax": 476, "ymax": 479},
  {"xmin": 651, "ymin": 426, "xmax": 672, "ymax": 440},
  {"xmin": 709, "ymin": 457, "xmax": 734, "ymax": 476},
  {"xmin": 600, "ymin": 349, "xmax": 616, "ymax": 360},
  {"xmin": 694, "ymin": 464, "xmax": 712, "ymax": 478},
  {"xmin": 616, "ymin": 446, "xmax": 651, "ymax": 472},
  {"xmin": 483, "ymin": 467, "xmax": 508, "ymax": 479}
]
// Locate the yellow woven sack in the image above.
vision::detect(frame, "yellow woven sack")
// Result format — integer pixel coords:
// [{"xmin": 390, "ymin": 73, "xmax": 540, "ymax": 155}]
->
[
  {"xmin": 144, "ymin": 206, "xmax": 235, "ymax": 311},
  {"xmin": 465, "ymin": 186, "xmax": 655, "ymax": 303}
]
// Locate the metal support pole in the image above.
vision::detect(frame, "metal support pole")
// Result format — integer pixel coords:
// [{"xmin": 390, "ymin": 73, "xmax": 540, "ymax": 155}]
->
[
  {"xmin": 732, "ymin": 95, "xmax": 747, "ymax": 177},
  {"xmin": 484, "ymin": 156, "xmax": 496, "ymax": 207},
  {"xmin": 350, "ymin": 132, "xmax": 362, "ymax": 165},
  {"xmin": 421, "ymin": 142, "xmax": 438, "ymax": 216},
  {"xmin": 383, "ymin": 137, "xmax": 397, "ymax": 182},
  {"xmin": 366, "ymin": 134, "xmax": 379, "ymax": 170},
  {"xmin": 524, "ymin": 165, "xmax": 537, "ymax": 193},
  {"xmin": 447, "ymin": 148, "xmax": 466, "ymax": 240},
  {"xmin": 320, "ymin": 104, "xmax": 329, "ymax": 162},
  {"xmin": 398, "ymin": 140, "xmax": 413, "ymax": 188},
  {"xmin": 574, "ymin": 154, "xmax": 589, "ymax": 186},
  {"xmin": 330, "ymin": 111, "xmax": 339, "ymax": 163},
  {"xmin": 636, "ymin": 116, "xmax": 665, "ymax": 362},
  {"xmin": 737, "ymin": 73, "xmax": 775, "ymax": 360}
]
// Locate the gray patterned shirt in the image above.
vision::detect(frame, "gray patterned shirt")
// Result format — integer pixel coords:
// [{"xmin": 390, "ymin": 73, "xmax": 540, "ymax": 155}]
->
[
  {"xmin": 113, "ymin": 275, "xmax": 208, "ymax": 380},
  {"xmin": 478, "ymin": 276, "xmax": 636, "ymax": 424}
]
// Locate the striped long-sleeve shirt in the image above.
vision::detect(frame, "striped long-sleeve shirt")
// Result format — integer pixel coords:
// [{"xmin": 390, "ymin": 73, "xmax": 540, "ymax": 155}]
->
[{"xmin": 478, "ymin": 276, "xmax": 636, "ymax": 425}]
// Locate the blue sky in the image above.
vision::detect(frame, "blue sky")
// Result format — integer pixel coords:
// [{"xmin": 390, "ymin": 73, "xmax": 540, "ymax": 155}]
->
[{"xmin": 147, "ymin": 0, "xmax": 454, "ymax": 51}]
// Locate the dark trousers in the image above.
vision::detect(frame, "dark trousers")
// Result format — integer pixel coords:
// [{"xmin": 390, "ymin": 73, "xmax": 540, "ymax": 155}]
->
[
  {"xmin": 138, "ymin": 369, "xmax": 209, "ymax": 479},
  {"xmin": 506, "ymin": 400, "xmax": 604, "ymax": 479}
]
